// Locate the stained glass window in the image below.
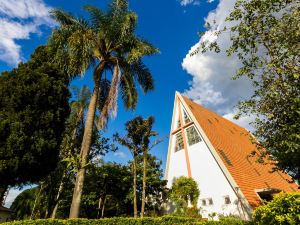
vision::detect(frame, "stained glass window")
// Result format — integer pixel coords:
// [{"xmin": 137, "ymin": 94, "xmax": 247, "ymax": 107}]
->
[
  {"xmin": 175, "ymin": 133, "xmax": 184, "ymax": 152},
  {"xmin": 183, "ymin": 110, "xmax": 191, "ymax": 124},
  {"xmin": 186, "ymin": 126, "xmax": 201, "ymax": 146}
]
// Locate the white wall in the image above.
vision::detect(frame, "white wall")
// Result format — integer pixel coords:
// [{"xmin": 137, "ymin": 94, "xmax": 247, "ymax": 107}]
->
[
  {"xmin": 166, "ymin": 132, "xmax": 188, "ymax": 188},
  {"xmin": 166, "ymin": 101, "xmax": 247, "ymax": 219},
  {"xmin": 188, "ymin": 136, "xmax": 242, "ymax": 219}
]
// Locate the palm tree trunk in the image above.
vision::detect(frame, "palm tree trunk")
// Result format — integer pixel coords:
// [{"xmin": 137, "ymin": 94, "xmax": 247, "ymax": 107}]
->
[
  {"xmin": 69, "ymin": 64, "xmax": 104, "ymax": 218},
  {"xmin": 133, "ymin": 155, "xmax": 138, "ymax": 218},
  {"xmin": 97, "ymin": 196, "xmax": 103, "ymax": 219},
  {"xmin": 101, "ymin": 196, "xmax": 106, "ymax": 218},
  {"xmin": 51, "ymin": 172, "xmax": 67, "ymax": 218},
  {"xmin": 52, "ymin": 108, "xmax": 84, "ymax": 219},
  {"xmin": 141, "ymin": 151, "xmax": 147, "ymax": 217},
  {"xmin": 31, "ymin": 183, "xmax": 43, "ymax": 220}
]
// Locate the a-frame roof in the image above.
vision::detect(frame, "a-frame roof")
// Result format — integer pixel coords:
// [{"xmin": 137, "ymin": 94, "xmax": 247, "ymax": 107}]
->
[{"xmin": 181, "ymin": 95, "xmax": 299, "ymax": 208}]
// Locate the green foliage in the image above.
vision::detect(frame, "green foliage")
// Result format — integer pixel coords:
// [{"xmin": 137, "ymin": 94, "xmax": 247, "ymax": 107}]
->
[
  {"xmin": 2, "ymin": 216, "xmax": 253, "ymax": 225},
  {"xmin": 81, "ymin": 162, "xmax": 133, "ymax": 218},
  {"xmin": 252, "ymin": 192, "xmax": 300, "ymax": 225},
  {"xmin": 196, "ymin": 0, "xmax": 300, "ymax": 181},
  {"xmin": 170, "ymin": 176, "xmax": 200, "ymax": 215},
  {"xmin": 0, "ymin": 46, "xmax": 70, "ymax": 186}
]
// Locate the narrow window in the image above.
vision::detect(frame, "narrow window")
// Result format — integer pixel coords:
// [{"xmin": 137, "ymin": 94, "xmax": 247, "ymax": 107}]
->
[
  {"xmin": 224, "ymin": 196, "xmax": 231, "ymax": 204},
  {"xmin": 202, "ymin": 199, "xmax": 206, "ymax": 206},
  {"xmin": 177, "ymin": 118, "xmax": 181, "ymax": 129},
  {"xmin": 174, "ymin": 133, "xmax": 184, "ymax": 152},
  {"xmin": 208, "ymin": 198, "xmax": 213, "ymax": 205},
  {"xmin": 186, "ymin": 126, "xmax": 202, "ymax": 146},
  {"xmin": 183, "ymin": 110, "xmax": 191, "ymax": 124}
]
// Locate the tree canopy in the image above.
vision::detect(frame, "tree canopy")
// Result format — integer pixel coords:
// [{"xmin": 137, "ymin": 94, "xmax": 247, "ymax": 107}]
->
[{"xmin": 0, "ymin": 46, "xmax": 70, "ymax": 187}]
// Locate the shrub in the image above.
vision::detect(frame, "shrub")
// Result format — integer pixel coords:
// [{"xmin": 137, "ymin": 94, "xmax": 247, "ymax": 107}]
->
[
  {"xmin": 253, "ymin": 192, "xmax": 300, "ymax": 225},
  {"xmin": 3, "ymin": 216, "xmax": 199, "ymax": 225},
  {"xmin": 170, "ymin": 176, "xmax": 200, "ymax": 215}
]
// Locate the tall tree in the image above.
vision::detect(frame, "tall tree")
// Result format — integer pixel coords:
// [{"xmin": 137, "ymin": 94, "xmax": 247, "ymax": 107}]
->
[
  {"xmin": 0, "ymin": 46, "xmax": 70, "ymax": 187},
  {"xmin": 196, "ymin": 0, "xmax": 300, "ymax": 182},
  {"xmin": 128, "ymin": 116, "xmax": 161, "ymax": 218},
  {"xmin": 114, "ymin": 120, "xmax": 143, "ymax": 218},
  {"xmin": 49, "ymin": 1, "xmax": 158, "ymax": 217},
  {"xmin": 114, "ymin": 116, "xmax": 163, "ymax": 217}
]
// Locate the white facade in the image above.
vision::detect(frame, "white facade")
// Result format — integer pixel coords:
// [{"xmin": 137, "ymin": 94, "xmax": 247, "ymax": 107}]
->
[{"xmin": 165, "ymin": 93, "xmax": 252, "ymax": 220}]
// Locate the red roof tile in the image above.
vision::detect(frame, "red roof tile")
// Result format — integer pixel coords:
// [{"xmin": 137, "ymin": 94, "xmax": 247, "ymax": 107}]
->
[{"xmin": 182, "ymin": 95, "xmax": 299, "ymax": 208}]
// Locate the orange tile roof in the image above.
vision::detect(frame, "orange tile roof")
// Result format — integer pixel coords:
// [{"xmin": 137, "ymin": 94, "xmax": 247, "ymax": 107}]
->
[{"xmin": 181, "ymin": 95, "xmax": 299, "ymax": 208}]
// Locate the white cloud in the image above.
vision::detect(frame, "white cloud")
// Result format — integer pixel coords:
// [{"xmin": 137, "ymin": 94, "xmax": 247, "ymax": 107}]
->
[
  {"xmin": 182, "ymin": 0, "xmax": 254, "ymax": 129},
  {"xmin": 223, "ymin": 111, "xmax": 255, "ymax": 132},
  {"xmin": 0, "ymin": 0, "xmax": 54, "ymax": 65},
  {"xmin": 114, "ymin": 151, "xmax": 127, "ymax": 159},
  {"xmin": 180, "ymin": 0, "xmax": 200, "ymax": 6},
  {"xmin": 4, "ymin": 188, "xmax": 20, "ymax": 207}
]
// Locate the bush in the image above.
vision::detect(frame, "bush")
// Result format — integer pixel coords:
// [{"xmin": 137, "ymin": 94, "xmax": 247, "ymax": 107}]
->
[
  {"xmin": 253, "ymin": 192, "xmax": 300, "ymax": 225},
  {"xmin": 3, "ymin": 216, "xmax": 252, "ymax": 225},
  {"xmin": 3, "ymin": 216, "xmax": 199, "ymax": 225}
]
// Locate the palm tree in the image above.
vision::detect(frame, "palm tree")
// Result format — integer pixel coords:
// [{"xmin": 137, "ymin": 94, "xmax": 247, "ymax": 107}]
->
[
  {"xmin": 49, "ymin": 0, "xmax": 158, "ymax": 218},
  {"xmin": 114, "ymin": 116, "xmax": 158, "ymax": 217},
  {"xmin": 139, "ymin": 116, "xmax": 160, "ymax": 217},
  {"xmin": 51, "ymin": 86, "xmax": 91, "ymax": 218}
]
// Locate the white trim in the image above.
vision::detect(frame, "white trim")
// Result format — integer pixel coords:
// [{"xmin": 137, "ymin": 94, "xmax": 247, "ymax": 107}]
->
[{"xmin": 164, "ymin": 92, "xmax": 179, "ymax": 179}]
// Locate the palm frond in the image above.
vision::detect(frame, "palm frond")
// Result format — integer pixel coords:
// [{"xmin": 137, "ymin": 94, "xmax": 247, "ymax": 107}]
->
[
  {"xmin": 98, "ymin": 64, "xmax": 121, "ymax": 128},
  {"xmin": 131, "ymin": 60, "xmax": 154, "ymax": 93},
  {"xmin": 97, "ymin": 78, "xmax": 111, "ymax": 112},
  {"xmin": 120, "ymin": 68, "xmax": 138, "ymax": 110},
  {"xmin": 127, "ymin": 38, "xmax": 159, "ymax": 63},
  {"xmin": 84, "ymin": 5, "xmax": 106, "ymax": 30},
  {"xmin": 50, "ymin": 9, "xmax": 77, "ymax": 25},
  {"xmin": 109, "ymin": 0, "xmax": 129, "ymax": 17}
]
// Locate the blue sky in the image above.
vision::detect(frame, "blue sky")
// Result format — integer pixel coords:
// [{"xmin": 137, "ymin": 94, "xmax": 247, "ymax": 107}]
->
[{"xmin": 1, "ymin": 0, "xmax": 255, "ymax": 206}]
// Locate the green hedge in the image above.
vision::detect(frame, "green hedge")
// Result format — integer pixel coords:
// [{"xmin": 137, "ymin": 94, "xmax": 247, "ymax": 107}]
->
[{"xmin": 3, "ymin": 216, "xmax": 252, "ymax": 225}]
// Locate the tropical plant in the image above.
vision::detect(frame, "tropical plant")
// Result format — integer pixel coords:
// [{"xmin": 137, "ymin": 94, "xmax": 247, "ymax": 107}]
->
[
  {"xmin": 114, "ymin": 119, "xmax": 143, "ymax": 217},
  {"xmin": 170, "ymin": 176, "xmax": 200, "ymax": 215},
  {"xmin": 49, "ymin": 0, "xmax": 158, "ymax": 217}
]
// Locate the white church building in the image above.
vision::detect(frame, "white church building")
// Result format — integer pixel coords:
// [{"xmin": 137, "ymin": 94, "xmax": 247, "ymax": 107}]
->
[{"xmin": 165, "ymin": 92, "xmax": 299, "ymax": 219}]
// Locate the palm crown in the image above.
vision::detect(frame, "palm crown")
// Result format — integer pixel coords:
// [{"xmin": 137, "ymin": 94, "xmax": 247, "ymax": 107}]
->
[{"xmin": 50, "ymin": 0, "xmax": 158, "ymax": 127}]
